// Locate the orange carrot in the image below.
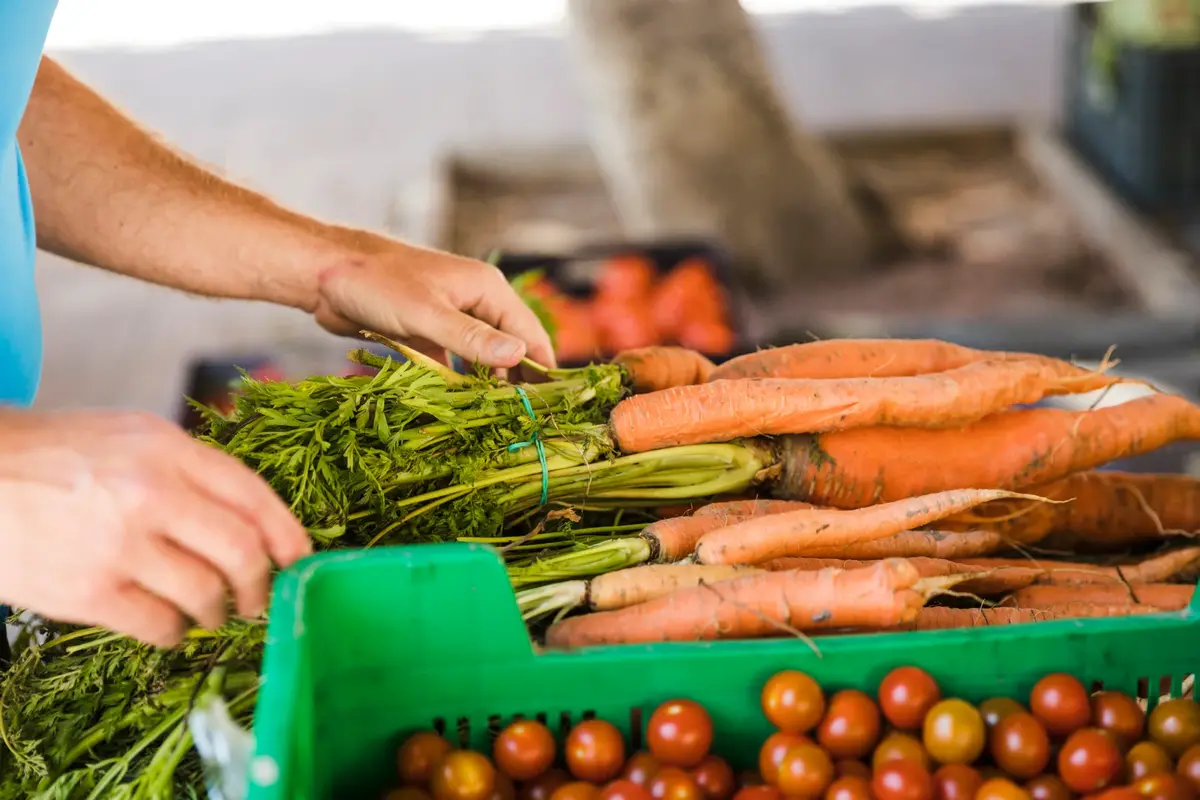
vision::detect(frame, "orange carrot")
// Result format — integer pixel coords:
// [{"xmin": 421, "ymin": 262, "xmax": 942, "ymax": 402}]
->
[
  {"xmin": 759, "ymin": 556, "xmax": 1040, "ymax": 596},
  {"xmin": 694, "ymin": 489, "xmax": 1049, "ymax": 566},
  {"xmin": 708, "ymin": 339, "xmax": 1020, "ymax": 382},
  {"xmin": 693, "ymin": 499, "xmax": 816, "ymax": 518},
  {"xmin": 544, "ymin": 560, "xmax": 926, "ymax": 647},
  {"xmin": 613, "ymin": 347, "xmax": 717, "ymax": 393},
  {"xmin": 1007, "ymin": 583, "xmax": 1195, "ymax": 611},
  {"xmin": 882, "ymin": 603, "xmax": 1162, "ymax": 631},
  {"xmin": 961, "ymin": 546, "xmax": 1200, "ymax": 585},
  {"xmin": 946, "ymin": 471, "xmax": 1200, "ymax": 550},
  {"xmin": 774, "ymin": 394, "xmax": 1200, "ymax": 509},
  {"xmin": 801, "ymin": 529, "xmax": 1008, "ymax": 560},
  {"xmin": 611, "ymin": 357, "xmax": 1125, "ymax": 453},
  {"xmin": 640, "ymin": 515, "xmax": 734, "ymax": 562}
]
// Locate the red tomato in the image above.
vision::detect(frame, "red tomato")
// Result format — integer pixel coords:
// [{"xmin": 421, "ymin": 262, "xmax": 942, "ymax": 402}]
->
[
  {"xmin": 1024, "ymin": 775, "xmax": 1071, "ymax": 800},
  {"xmin": 521, "ymin": 770, "xmax": 571, "ymax": 800},
  {"xmin": 761, "ymin": 670, "xmax": 826, "ymax": 734},
  {"xmin": 431, "ymin": 751, "xmax": 497, "ymax": 800},
  {"xmin": 816, "ymin": 690, "xmax": 880, "ymax": 760},
  {"xmin": 566, "ymin": 720, "xmax": 627, "ymax": 784},
  {"xmin": 825, "ymin": 776, "xmax": 872, "ymax": 800},
  {"xmin": 758, "ymin": 732, "xmax": 810, "ymax": 786},
  {"xmin": 551, "ymin": 783, "xmax": 601, "ymax": 800},
  {"xmin": 691, "ymin": 755, "xmax": 735, "ymax": 800},
  {"xmin": 494, "ymin": 720, "xmax": 557, "ymax": 781},
  {"xmin": 878, "ymin": 667, "xmax": 942, "ymax": 731},
  {"xmin": 623, "ymin": 752, "xmax": 662, "ymax": 788},
  {"xmin": 649, "ymin": 767, "xmax": 703, "ymax": 800},
  {"xmin": 1133, "ymin": 773, "xmax": 1196, "ymax": 800},
  {"xmin": 976, "ymin": 778, "xmax": 1032, "ymax": 800},
  {"xmin": 991, "ymin": 712, "xmax": 1051, "ymax": 780},
  {"xmin": 1092, "ymin": 691, "xmax": 1146, "ymax": 750},
  {"xmin": 1058, "ymin": 728, "xmax": 1123, "ymax": 794},
  {"xmin": 1030, "ymin": 674, "xmax": 1092, "ymax": 737},
  {"xmin": 872, "ymin": 761, "xmax": 934, "ymax": 800},
  {"xmin": 775, "ymin": 742, "xmax": 835, "ymax": 800},
  {"xmin": 732, "ymin": 788, "xmax": 781, "ymax": 800},
  {"xmin": 647, "ymin": 700, "xmax": 714, "ymax": 768},
  {"xmin": 600, "ymin": 780, "xmax": 653, "ymax": 800},
  {"xmin": 397, "ymin": 732, "xmax": 454, "ymax": 785},
  {"xmin": 491, "ymin": 775, "xmax": 517, "ymax": 800},
  {"xmin": 931, "ymin": 765, "xmax": 982, "ymax": 800}
]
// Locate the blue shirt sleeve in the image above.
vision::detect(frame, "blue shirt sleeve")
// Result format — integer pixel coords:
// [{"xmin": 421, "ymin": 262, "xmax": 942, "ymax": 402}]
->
[{"xmin": 0, "ymin": 0, "xmax": 59, "ymax": 407}]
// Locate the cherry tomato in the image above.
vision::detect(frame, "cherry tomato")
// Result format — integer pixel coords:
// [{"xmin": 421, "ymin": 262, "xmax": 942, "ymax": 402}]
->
[
  {"xmin": 873, "ymin": 732, "xmax": 931, "ymax": 772},
  {"xmin": 1150, "ymin": 700, "xmax": 1200, "ymax": 758},
  {"xmin": 976, "ymin": 778, "xmax": 1032, "ymax": 800},
  {"xmin": 1092, "ymin": 692, "xmax": 1146, "ymax": 750},
  {"xmin": 492, "ymin": 775, "xmax": 517, "ymax": 800},
  {"xmin": 398, "ymin": 731, "xmax": 454, "ymax": 785},
  {"xmin": 834, "ymin": 761, "xmax": 870, "ymax": 780},
  {"xmin": 879, "ymin": 667, "xmax": 942, "ymax": 730},
  {"xmin": 624, "ymin": 753, "xmax": 662, "ymax": 788},
  {"xmin": 775, "ymin": 742, "xmax": 835, "ymax": 800},
  {"xmin": 991, "ymin": 712, "xmax": 1052, "ymax": 780},
  {"xmin": 1058, "ymin": 728, "xmax": 1123, "ymax": 794},
  {"xmin": 566, "ymin": 720, "xmax": 627, "ymax": 784},
  {"xmin": 732, "ymin": 788, "xmax": 781, "ymax": 800},
  {"xmin": 385, "ymin": 788, "xmax": 433, "ymax": 800},
  {"xmin": 931, "ymin": 764, "xmax": 982, "ymax": 800},
  {"xmin": 1031, "ymin": 674, "xmax": 1092, "ymax": 737},
  {"xmin": 980, "ymin": 698, "xmax": 1027, "ymax": 730},
  {"xmin": 1133, "ymin": 773, "xmax": 1196, "ymax": 800},
  {"xmin": 759, "ymin": 732, "xmax": 810, "ymax": 786},
  {"xmin": 649, "ymin": 767, "xmax": 703, "ymax": 800},
  {"xmin": 431, "ymin": 751, "xmax": 498, "ymax": 800},
  {"xmin": 872, "ymin": 760, "xmax": 934, "ymax": 800},
  {"xmin": 521, "ymin": 769, "xmax": 571, "ymax": 800},
  {"xmin": 825, "ymin": 776, "xmax": 872, "ymax": 800},
  {"xmin": 1024, "ymin": 776, "xmax": 1071, "ymax": 800},
  {"xmin": 1087, "ymin": 789, "xmax": 1142, "ymax": 800},
  {"xmin": 600, "ymin": 780, "xmax": 653, "ymax": 800},
  {"xmin": 1127, "ymin": 741, "xmax": 1174, "ymax": 783},
  {"xmin": 691, "ymin": 755, "xmax": 735, "ymax": 800},
  {"xmin": 494, "ymin": 720, "xmax": 557, "ymax": 781},
  {"xmin": 816, "ymin": 690, "xmax": 881, "ymax": 760},
  {"xmin": 922, "ymin": 699, "xmax": 985, "ymax": 765},
  {"xmin": 1177, "ymin": 743, "xmax": 1200, "ymax": 792},
  {"xmin": 648, "ymin": 700, "xmax": 714, "ymax": 769},
  {"xmin": 551, "ymin": 783, "xmax": 601, "ymax": 800},
  {"xmin": 761, "ymin": 671, "xmax": 826, "ymax": 734}
]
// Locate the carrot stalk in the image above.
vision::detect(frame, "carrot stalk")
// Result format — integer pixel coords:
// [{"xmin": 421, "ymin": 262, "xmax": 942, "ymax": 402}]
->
[
  {"xmin": 760, "ymin": 556, "xmax": 1041, "ymax": 596},
  {"xmin": 1007, "ymin": 583, "xmax": 1196, "ymax": 610},
  {"xmin": 612, "ymin": 358, "xmax": 1127, "ymax": 453},
  {"xmin": 516, "ymin": 564, "xmax": 757, "ymax": 620},
  {"xmin": 774, "ymin": 394, "xmax": 1200, "ymax": 508},
  {"xmin": 694, "ymin": 489, "xmax": 1052, "ymax": 566},
  {"xmin": 961, "ymin": 546, "xmax": 1200, "ymax": 586},
  {"xmin": 544, "ymin": 560, "xmax": 927, "ymax": 647},
  {"xmin": 614, "ymin": 347, "xmax": 717, "ymax": 393}
]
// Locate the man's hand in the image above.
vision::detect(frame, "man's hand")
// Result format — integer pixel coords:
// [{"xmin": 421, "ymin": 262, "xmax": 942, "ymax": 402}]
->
[
  {"xmin": 0, "ymin": 410, "xmax": 311, "ymax": 647},
  {"xmin": 312, "ymin": 244, "xmax": 556, "ymax": 370}
]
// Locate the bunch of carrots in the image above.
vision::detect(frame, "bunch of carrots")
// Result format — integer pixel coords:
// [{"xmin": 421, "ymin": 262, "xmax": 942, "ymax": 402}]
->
[
  {"xmin": 512, "ymin": 337, "xmax": 1200, "ymax": 648},
  {"xmin": 526, "ymin": 254, "xmax": 736, "ymax": 362}
]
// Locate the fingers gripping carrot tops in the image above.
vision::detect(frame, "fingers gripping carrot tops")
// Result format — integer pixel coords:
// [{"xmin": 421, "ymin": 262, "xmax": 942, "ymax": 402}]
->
[
  {"xmin": 543, "ymin": 560, "xmax": 927, "ymax": 647},
  {"xmin": 774, "ymin": 393, "xmax": 1200, "ymax": 509},
  {"xmin": 613, "ymin": 347, "xmax": 717, "ymax": 393},
  {"xmin": 694, "ymin": 489, "xmax": 1049, "ymax": 566},
  {"xmin": 609, "ymin": 358, "xmax": 1126, "ymax": 453}
]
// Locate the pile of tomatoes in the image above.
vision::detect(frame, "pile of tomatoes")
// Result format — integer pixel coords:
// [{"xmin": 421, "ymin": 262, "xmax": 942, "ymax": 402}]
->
[
  {"xmin": 528, "ymin": 254, "xmax": 735, "ymax": 362},
  {"xmin": 384, "ymin": 666, "xmax": 1200, "ymax": 800}
]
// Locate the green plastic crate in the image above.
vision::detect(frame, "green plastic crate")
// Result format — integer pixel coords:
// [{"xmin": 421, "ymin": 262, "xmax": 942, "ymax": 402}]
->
[{"xmin": 247, "ymin": 544, "xmax": 1200, "ymax": 800}]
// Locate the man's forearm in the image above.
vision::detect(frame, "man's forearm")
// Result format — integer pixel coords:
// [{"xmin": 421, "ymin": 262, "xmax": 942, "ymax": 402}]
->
[{"xmin": 17, "ymin": 56, "xmax": 382, "ymax": 309}]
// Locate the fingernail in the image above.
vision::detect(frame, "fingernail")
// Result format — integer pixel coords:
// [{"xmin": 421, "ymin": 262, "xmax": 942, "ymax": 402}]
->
[{"xmin": 491, "ymin": 338, "xmax": 524, "ymax": 364}]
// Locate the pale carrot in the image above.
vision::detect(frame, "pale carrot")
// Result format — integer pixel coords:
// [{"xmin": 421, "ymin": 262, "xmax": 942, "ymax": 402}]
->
[
  {"xmin": 774, "ymin": 393, "xmax": 1200, "ymax": 509},
  {"xmin": 693, "ymin": 499, "xmax": 816, "ymax": 518},
  {"xmin": 946, "ymin": 471, "xmax": 1200, "ymax": 550},
  {"xmin": 759, "ymin": 556, "xmax": 1040, "ymax": 596},
  {"xmin": 544, "ymin": 560, "xmax": 927, "ymax": 647},
  {"xmin": 694, "ymin": 489, "xmax": 1049, "ymax": 566},
  {"xmin": 1007, "ymin": 583, "xmax": 1195, "ymax": 611},
  {"xmin": 961, "ymin": 546, "xmax": 1200, "ymax": 585},
  {"xmin": 613, "ymin": 346, "xmax": 716, "ymax": 393},
  {"xmin": 883, "ymin": 603, "xmax": 1163, "ymax": 631},
  {"xmin": 612, "ymin": 357, "xmax": 1125, "ymax": 453},
  {"xmin": 708, "ymin": 339, "xmax": 1021, "ymax": 382},
  {"xmin": 801, "ymin": 529, "xmax": 1008, "ymax": 560}
]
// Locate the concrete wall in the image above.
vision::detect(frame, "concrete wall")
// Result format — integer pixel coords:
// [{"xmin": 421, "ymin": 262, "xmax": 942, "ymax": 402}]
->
[{"xmin": 34, "ymin": 3, "xmax": 1069, "ymax": 416}]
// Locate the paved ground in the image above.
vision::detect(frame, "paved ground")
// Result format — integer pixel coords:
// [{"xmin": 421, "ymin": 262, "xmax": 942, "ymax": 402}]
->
[{"xmin": 34, "ymin": 2, "xmax": 1068, "ymax": 417}]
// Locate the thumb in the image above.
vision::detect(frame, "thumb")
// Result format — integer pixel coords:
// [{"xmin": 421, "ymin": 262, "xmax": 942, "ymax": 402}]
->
[{"xmin": 432, "ymin": 309, "xmax": 528, "ymax": 368}]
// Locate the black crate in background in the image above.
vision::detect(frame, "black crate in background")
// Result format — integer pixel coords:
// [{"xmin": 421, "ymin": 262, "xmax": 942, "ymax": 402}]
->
[
  {"xmin": 491, "ymin": 238, "xmax": 746, "ymax": 368},
  {"xmin": 1064, "ymin": 2, "xmax": 1200, "ymax": 213}
]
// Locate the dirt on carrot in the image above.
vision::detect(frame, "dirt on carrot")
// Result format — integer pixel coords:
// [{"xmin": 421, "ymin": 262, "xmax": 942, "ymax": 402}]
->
[
  {"xmin": 944, "ymin": 471, "xmax": 1200, "ymax": 551},
  {"xmin": 882, "ymin": 602, "xmax": 1163, "ymax": 630},
  {"xmin": 759, "ymin": 556, "xmax": 1041, "ymax": 596},
  {"xmin": 961, "ymin": 546, "xmax": 1200, "ymax": 586},
  {"xmin": 772, "ymin": 394, "xmax": 1200, "ymax": 509},
  {"xmin": 613, "ymin": 346, "xmax": 717, "ymax": 393},
  {"xmin": 799, "ymin": 529, "xmax": 1009, "ymax": 560},
  {"xmin": 544, "ymin": 560, "xmax": 926, "ymax": 647},
  {"xmin": 611, "ymin": 357, "xmax": 1127, "ymax": 453},
  {"xmin": 1006, "ymin": 583, "xmax": 1196, "ymax": 611},
  {"xmin": 694, "ymin": 489, "xmax": 1051, "ymax": 566}
]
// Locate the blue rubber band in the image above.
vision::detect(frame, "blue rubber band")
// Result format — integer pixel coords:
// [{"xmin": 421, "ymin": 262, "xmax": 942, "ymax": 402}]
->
[{"xmin": 507, "ymin": 386, "xmax": 549, "ymax": 505}]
